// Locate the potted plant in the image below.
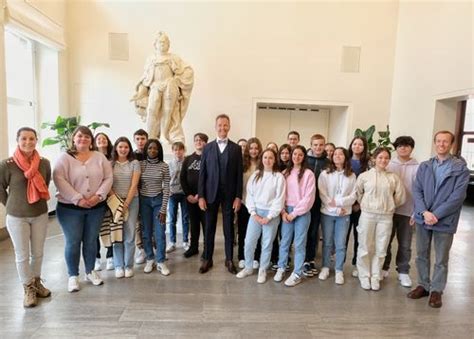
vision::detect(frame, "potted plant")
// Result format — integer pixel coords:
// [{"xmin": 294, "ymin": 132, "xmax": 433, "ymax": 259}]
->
[
  {"xmin": 354, "ymin": 124, "xmax": 393, "ymax": 154},
  {"xmin": 41, "ymin": 115, "xmax": 110, "ymax": 150}
]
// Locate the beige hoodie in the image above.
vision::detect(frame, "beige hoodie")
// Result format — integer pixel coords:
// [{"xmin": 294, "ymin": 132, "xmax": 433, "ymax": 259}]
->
[{"xmin": 356, "ymin": 168, "xmax": 406, "ymax": 215}]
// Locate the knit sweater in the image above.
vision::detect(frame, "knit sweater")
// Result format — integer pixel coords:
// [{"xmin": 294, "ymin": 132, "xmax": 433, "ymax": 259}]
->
[
  {"xmin": 284, "ymin": 168, "xmax": 316, "ymax": 217},
  {"xmin": 0, "ymin": 157, "xmax": 51, "ymax": 217},
  {"xmin": 356, "ymin": 168, "xmax": 406, "ymax": 215},
  {"xmin": 53, "ymin": 151, "xmax": 113, "ymax": 205}
]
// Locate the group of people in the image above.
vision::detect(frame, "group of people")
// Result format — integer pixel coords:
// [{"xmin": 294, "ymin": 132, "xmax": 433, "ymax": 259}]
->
[{"xmin": 0, "ymin": 114, "xmax": 469, "ymax": 310}]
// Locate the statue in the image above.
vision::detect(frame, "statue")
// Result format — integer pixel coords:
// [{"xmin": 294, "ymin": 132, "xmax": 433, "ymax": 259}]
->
[{"xmin": 131, "ymin": 31, "xmax": 194, "ymax": 144}]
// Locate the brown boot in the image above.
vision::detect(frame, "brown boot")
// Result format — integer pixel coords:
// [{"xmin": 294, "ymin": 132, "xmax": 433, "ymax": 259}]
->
[
  {"xmin": 34, "ymin": 277, "xmax": 51, "ymax": 298},
  {"xmin": 23, "ymin": 280, "xmax": 37, "ymax": 308}
]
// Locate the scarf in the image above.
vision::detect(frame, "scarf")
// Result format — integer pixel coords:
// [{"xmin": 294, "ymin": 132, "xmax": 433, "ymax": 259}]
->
[{"xmin": 12, "ymin": 147, "xmax": 50, "ymax": 204}]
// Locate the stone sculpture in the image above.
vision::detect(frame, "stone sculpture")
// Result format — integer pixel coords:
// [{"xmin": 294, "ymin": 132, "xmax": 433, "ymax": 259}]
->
[{"xmin": 131, "ymin": 31, "xmax": 194, "ymax": 144}]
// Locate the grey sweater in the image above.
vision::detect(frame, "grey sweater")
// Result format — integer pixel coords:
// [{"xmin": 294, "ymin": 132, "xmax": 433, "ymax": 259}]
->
[{"xmin": 0, "ymin": 157, "xmax": 51, "ymax": 217}]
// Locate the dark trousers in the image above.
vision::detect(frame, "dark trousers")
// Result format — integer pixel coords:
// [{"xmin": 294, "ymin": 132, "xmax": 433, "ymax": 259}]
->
[
  {"xmin": 203, "ymin": 190, "xmax": 235, "ymax": 261},
  {"xmin": 345, "ymin": 210, "xmax": 361, "ymax": 265},
  {"xmin": 383, "ymin": 214, "xmax": 413, "ymax": 273},
  {"xmin": 271, "ymin": 220, "xmax": 282, "ymax": 263},
  {"xmin": 187, "ymin": 200, "xmax": 206, "ymax": 253},
  {"xmin": 237, "ymin": 204, "xmax": 261, "ymax": 261},
  {"xmin": 305, "ymin": 202, "xmax": 322, "ymax": 262}
]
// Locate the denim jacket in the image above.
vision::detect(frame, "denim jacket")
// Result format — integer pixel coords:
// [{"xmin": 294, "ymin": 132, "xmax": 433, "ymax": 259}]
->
[{"xmin": 413, "ymin": 156, "xmax": 470, "ymax": 233}]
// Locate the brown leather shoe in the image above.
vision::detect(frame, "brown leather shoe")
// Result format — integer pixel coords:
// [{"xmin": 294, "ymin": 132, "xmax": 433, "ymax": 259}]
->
[
  {"xmin": 407, "ymin": 285, "xmax": 430, "ymax": 299},
  {"xmin": 199, "ymin": 260, "xmax": 213, "ymax": 274},
  {"xmin": 429, "ymin": 291, "xmax": 442, "ymax": 308},
  {"xmin": 225, "ymin": 260, "xmax": 237, "ymax": 274}
]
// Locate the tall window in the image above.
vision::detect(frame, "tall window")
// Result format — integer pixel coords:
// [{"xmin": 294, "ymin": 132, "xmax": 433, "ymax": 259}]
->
[
  {"xmin": 460, "ymin": 99, "xmax": 474, "ymax": 171},
  {"xmin": 4, "ymin": 29, "xmax": 36, "ymax": 155}
]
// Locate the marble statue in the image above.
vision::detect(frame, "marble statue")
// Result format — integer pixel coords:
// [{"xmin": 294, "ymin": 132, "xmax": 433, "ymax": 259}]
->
[{"xmin": 131, "ymin": 31, "xmax": 194, "ymax": 144}]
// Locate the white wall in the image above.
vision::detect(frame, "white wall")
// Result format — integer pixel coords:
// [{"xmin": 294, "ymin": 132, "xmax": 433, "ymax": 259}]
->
[
  {"xmin": 66, "ymin": 1, "xmax": 399, "ymax": 153},
  {"xmin": 0, "ymin": 0, "xmax": 66, "ymax": 229},
  {"xmin": 389, "ymin": 1, "xmax": 473, "ymax": 160}
]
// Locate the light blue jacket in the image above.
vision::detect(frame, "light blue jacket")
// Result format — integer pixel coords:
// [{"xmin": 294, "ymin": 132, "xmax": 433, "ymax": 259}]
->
[{"xmin": 413, "ymin": 156, "xmax": 470, "ymax": 233}]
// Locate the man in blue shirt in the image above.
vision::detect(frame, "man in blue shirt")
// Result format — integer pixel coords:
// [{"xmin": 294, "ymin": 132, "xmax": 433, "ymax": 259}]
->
[{"xmin": 408, "ymin": 131, "xmax": 470, "ymax": 308}]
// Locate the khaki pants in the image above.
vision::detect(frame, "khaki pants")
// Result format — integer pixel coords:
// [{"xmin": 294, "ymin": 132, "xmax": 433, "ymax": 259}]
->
[
  {"xmin": 356, "ymin": 211, "xmax": 393, "ymax": 280},
  {"xmin": 6, "ymin": 213, "xmax": 49, "ymax": 284}
]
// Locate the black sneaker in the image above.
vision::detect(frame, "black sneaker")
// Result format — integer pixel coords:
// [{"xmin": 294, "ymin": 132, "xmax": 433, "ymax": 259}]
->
[
  {"xmin": 302, "ymin": 262, "xmax": 314, "ymax": 277},
  {"xmin": 309, "ymin": 261, "xmax": 319, "ymax": 275},
  {"xmin": 271, "ymin": 263, "xmax": 279, "ymax": 271}
]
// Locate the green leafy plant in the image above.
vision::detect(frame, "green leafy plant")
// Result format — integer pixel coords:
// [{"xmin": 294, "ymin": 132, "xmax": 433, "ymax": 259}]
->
[
  {"xmin": 354, "ymin": 125, "xmax": 393, "ymax": 154},
  {"xmin": 41, "ymin": 115, "xmax": 110, "ymax": 149}
]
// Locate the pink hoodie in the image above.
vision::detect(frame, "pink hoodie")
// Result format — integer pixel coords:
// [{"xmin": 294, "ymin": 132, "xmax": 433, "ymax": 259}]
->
[
  {"xmin": 285, "ymin": 167, "xmax": 316, "ymax": 217},
  {"xmin": 387, "ymin": 156, "xmax": 419, "ymax": 217}
]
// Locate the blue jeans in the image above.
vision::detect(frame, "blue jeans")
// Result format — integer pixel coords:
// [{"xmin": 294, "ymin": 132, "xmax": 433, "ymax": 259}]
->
[
  {"xmin": 140, "ymin": 195, "xmax": 166, "ymax": 263},
  {"xmin": 278, "ymin": 206, "xmax": 311, "ymax": 276},
  {"xmin": 113, "ymin": 197, "xmax": 139, "ymax": 269},
  {"xmin": 244, "ymin": 208, "xmax": 280, "ymax": 271},
  {"xmin": 415, "ymin": 224, "xmax": 454, "ymax": 293},
  {"xmin": 56, "ymin": 203, "xmax": 106, "ymax": 276},
  {"xmin": 321, "ymin": 213, "xmax": 351, "ymax": 272},
  {"xmin": 168, "ymin": 193, "xmax": 189, "ymax": 243}
]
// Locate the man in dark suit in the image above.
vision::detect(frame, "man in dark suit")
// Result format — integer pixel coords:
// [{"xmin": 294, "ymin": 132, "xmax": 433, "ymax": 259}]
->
[{"xmin": 198, "ymin": 114, "xmax": 243, "ymax": 274}]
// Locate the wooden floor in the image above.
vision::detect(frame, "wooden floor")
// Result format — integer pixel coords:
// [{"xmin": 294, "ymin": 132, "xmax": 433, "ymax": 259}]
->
[{"xmin": 1, "ymin": 204, "xmax": 473, "ymax": 338}]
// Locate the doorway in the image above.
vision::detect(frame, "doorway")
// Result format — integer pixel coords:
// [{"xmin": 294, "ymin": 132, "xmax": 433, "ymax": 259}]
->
[{"xmin": 253, "ymin": 100, "xmax": 351, "ymax": 149}]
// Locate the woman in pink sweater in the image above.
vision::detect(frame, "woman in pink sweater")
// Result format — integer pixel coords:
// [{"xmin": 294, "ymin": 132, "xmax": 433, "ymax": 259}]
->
[{"xmin": 274, "ymin": 145, "xmax": 316, "ymax": 287}]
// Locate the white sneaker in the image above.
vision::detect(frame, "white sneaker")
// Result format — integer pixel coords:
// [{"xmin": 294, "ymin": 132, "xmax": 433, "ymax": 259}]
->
[
  {"xmin": 94, "ymin": 258, "xmax": 102, "ymax": 271},
  {"xmin": 135, "ymin": 248, "xmax": 146, "ymax": 264},
  {"xmin": 68, "ymin": 276, "xmax": 80, "ymax": 293},
  {"xmin": 125, "ymin": 268, "xmax": 134, "ymax": 278},
  {"xmin": 318, "ymin": 267, "xmax": 330, "ymax": 281},
  {"xmin": 398, "ymin": 273, "xmax": 412, "ymax": 287},
  {"xmin": 360, "ymin": 277, "xmax": 371, "ymax": 290},
  {"xmin": 183, "ymin": 242, "xmax": 190, "ymax": 251},
  {"xmin": 166, "ymin": 243, "xmax": 176, "ymax": 253},
  {"xmin": 85, "ymin": 271, "xmax": 104, "ymax": 286},
  {"xmin": 335, "ymin": 271, "xmax": 344, "ymax": 285},
  {"xmin": 238, "ymin": 260, "xmax": 245, "ymax": 269},
  {"xmin": 284, "ymin": 272, "xmax": 302, "ymax": 287},
  {"xmin": 106, "ymin": 258, "xmax": 114, "ymax": 270},
  {"xmin": 157, "ymin": 262, "xmax": 170, "ymax": 276},
  {"xmin": 381, "ymin": 270, "xmax": 389, "ymax": 280},
  {"xmin": 274, "ymin": 268, "xmax": 285, "ymax": 282},
  {"xmin": 257, "ymin": 269, "xmax": 267, "ymax": 284},
  {"xmin": 351, "ymin": 267, "xmax": 359, "ymax": 278},
  {"xmin": 371, "ymin": 277, "xmax": 380, "ymax": 291},
  {"xmin": 253, "ymin": 260, "xmax": 260, "ymax": 269},
  {"xmin": 236, "ymin": 268, "xmax": 253, "ymax": 279},
  {"xmin": 115, "ymin": 267, "xmax": 125, "ymax": 279},
  {"xmin": 144, "ymin": 260, "xmax": 155, "ymax": 274}
]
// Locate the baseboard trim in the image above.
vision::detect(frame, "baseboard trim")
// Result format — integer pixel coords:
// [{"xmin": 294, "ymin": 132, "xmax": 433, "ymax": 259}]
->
[{"xmin": 0, "ymin": 227, "xmax": 9, "ymax": 241}]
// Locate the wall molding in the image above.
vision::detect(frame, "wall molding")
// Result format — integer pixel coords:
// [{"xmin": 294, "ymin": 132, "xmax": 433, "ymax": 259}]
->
[{"xmin": 5, "ymin": 0, "xmax": 65, "ymax": 49}]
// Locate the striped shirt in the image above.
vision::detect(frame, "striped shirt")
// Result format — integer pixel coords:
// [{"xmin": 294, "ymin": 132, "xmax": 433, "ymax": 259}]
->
[
  {"xmin": 139, "ymin": 158, "xmax": 170, "ymax": 214},
  {"xmin": 112, "ymin": 160, "xmax": 140, "ymax": 199}
]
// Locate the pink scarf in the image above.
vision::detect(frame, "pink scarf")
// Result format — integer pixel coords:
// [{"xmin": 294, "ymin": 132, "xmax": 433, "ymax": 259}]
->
[{"xmin": 12, "ymin": 147, "xmax": 50, "ymax": 204}]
